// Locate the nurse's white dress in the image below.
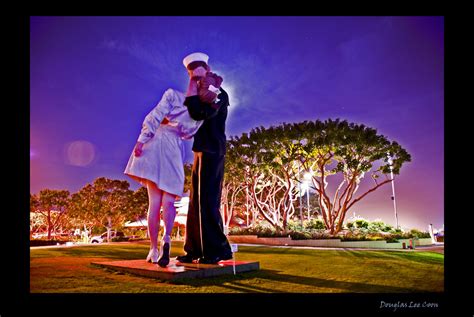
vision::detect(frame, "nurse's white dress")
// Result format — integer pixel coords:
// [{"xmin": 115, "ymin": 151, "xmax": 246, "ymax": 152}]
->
[{"xmin": 124, "ymin": 88, "xmax": 202, "ymax": 196}]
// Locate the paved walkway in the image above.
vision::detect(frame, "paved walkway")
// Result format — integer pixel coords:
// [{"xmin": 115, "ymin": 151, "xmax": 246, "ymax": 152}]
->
[
  {"xmin": 409, "ymin": 244, "xmax": 444, "ymax": 254},
  {"xmin": 233, "ymin": 243, "xmax": 445, "ymax": 253}
]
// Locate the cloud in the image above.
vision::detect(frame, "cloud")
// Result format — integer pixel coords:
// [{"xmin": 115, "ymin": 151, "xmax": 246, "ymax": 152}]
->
[{"xmin": 99, "ymin": 36, "xmax": 182, "ymax": 86}]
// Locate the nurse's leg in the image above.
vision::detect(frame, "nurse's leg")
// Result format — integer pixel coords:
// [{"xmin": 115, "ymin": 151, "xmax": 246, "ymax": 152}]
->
[
  {"xmin": 161, "ymin": 191, "xmax": 177, "ymax": 243},
  {"xmin": 157, "ymin": 191, "xmax": 177, "ymax": 267},
  {"xmin": 146, "ymin": 180, "xmax": 163, "ymax": 252}
]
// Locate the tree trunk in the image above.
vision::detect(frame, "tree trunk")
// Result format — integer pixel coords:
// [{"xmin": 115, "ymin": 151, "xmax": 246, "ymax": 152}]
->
[
  {"xmin": 282, "ymin": 216, "xmax": 288, "ymax": 235},
  {"xmin": 222, "ymin": 203, "xmax": 229, "ymax": 235},
  {"xmin": 47, "ymin": 210, "xmax": 52, "ymax": 240},
  {"xmin": 335, "ymin": 207, "xmax": 347, "ymax": 233},
  {"xmin": 107, "ymin": 216, "xmax": 112, "ymax": 242}
]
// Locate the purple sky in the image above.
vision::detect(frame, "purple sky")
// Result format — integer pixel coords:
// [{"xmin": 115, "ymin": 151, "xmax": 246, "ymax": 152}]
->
[{"xmin": 30, "ymin": 16, "xmax": 444, "ymax": 231}]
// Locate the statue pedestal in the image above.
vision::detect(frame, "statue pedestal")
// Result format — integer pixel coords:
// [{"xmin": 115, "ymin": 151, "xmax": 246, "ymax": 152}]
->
[{"xmin": 91, "ymin": 259, "xmax": 259, "ymax": 281}]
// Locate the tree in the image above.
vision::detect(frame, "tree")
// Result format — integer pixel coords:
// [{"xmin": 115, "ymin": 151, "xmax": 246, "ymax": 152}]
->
[
  {"xmin": 30, "ymin": 189, "xmax": 70, "ymax": 239},
  {"xmin": 289, "ymin": 119, "xmax": 410, "ymax": 234},
  {"xmin": 227, "ymin": 119, "xmax": 411, "ymax": 235},
  {"xmin": 30, "ymin": 194, "xmax": 47, "ymax": 238},
  {"xmin": 183, "ymin": 163, "xmax": 193, "ymax": 195},
  {"xmin": 128, "ymin": 186, "xmax": 149, "ymax": 221},
  {"xmin": 228, "ymin": 124, "xmax": 301, "ymax": 233},
  {"xmin": 294, "ymin": 189, "xmax": 321, "ymax": 221},
  {"xmin": 221, "ymin": 148, "xmax": 247, "ymax": 234},
  {"xmin": 69, "ymin": 188, "xmax": 99, "ymax": 240},
  {"xmin": 68, "ymin": 177, "xmax": 135, "ymax": 242}
]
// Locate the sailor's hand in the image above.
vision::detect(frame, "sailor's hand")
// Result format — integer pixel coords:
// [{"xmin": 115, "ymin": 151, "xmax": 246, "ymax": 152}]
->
[{"xmin": 189, "ymin": 66, "xmax": 207, "ymax": 80}]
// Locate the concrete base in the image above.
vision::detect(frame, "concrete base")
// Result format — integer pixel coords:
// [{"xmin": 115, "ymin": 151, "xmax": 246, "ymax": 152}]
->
[{"xmin": 91, "ymin": 258, "xmax": 260, "ymax": 281}]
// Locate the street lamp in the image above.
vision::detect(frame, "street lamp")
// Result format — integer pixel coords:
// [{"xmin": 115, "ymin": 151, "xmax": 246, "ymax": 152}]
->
[
  {"xmin": 301, "ymin": 182, "xmax": 311, "ymax": 220},
  {"xmin": 245, "ymin": 165, "xmax": 250, "ymax": 227},
  {"xmin": 387, "ymin": 152, "xmax": 399, "ymax": 229},
  {"xmin": 304, "ymin": 172, "xmax": 312, "ymax": 220},
  {"xmin": 246, "ymin": 185, "xmax": 249, "ymax": 227},
  {"xmin": 298, "ymin": 165, "xmax": 304, "ymax": 226}
]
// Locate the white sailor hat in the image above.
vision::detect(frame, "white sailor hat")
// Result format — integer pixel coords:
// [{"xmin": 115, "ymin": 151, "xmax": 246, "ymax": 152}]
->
[{"xmin": 182, "ymin": 52, "xmax": 209, "ymax": 68}]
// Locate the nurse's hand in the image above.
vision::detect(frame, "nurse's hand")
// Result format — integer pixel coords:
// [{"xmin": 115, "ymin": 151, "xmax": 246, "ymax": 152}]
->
[{"xmin": 134, "ymin": 142, "xmax": 144, "ymax": 157}]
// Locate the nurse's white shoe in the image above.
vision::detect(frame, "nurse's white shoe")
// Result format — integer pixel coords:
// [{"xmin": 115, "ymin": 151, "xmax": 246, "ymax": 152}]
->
[{"xmin": 146, "ymin": 248, "xmax": 159, "ymax": 263}]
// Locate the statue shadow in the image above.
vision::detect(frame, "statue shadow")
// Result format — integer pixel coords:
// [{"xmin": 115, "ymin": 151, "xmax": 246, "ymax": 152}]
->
[
  {"xmin": 342, "ymin": 249, "xmax": 444, "ymax": 265},
  {"xmin": 172, "ymin": 268, "xmax": 419, "ymax": 293}
]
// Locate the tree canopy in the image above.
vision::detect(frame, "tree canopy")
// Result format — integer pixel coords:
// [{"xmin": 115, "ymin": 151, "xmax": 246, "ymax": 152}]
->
[{"xmin": 226, "ymin": 119, "xmax": 411, "ymax": 234}]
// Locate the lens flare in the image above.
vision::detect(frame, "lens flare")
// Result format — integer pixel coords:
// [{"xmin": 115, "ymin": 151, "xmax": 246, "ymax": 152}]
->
[{"xmin": 63, "ymin": 140, "xmax": 96, "ymax": 167}]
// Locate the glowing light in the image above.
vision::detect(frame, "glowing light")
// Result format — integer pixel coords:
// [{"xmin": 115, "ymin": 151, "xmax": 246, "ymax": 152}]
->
[
  {"xmin": 30, "ymin": 149, "xmax": 36, "ymax": 158},
  {"xmin": 304, "ymin": 172, "xmax": 312, "ymax": 180},
  {"xmin": 210, "ymin": 68, "xmax": 239, "ymax": 115},
  {"xmin": 224, "ymin": 83, "xmax": 239, "ymax": 109},
  {"xmin": 63, "ymin": 140, "xmax": 97, "ymax": 167},
  {"xmin": 301, "ymin": 182, "xmax": 308, "ymax": 195}
]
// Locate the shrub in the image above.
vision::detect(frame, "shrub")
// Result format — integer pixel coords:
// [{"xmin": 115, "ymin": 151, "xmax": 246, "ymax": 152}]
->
[
  {"xmin": 385, "ymin": 237, "xmax": 400, "ymax": 243},
  {"xmin": 30, "ymin": 240, "xmax": 66, "ymax": 247},
  {"xmin": 131, "ymin": 230, "xmax": 148, "ymax": 239},
  {"xmin": 340, "ymin": 232, "xmax": 367, "ymax": 241},
  {"xmin": 340, "ymin": 231, "xmax": 392, "ymax": 242},
  {"xmin": 409, "ymin": 229, "xmax": 431, "ymax": 239},
  {"xmin": 290, "ymin": 231, "xmax": 313, "ymax": 240},
  {"xmin": 346, "ymin": 221, "xmax": 354, "ymax": 230},
  {"xmin": 287, "ymin": 219, "xmax": 304, "ymax": 232},
  {"xmin": 228, "ymin": 224, "xmax": 288, "ymax": 237},
  {"xmin": 304, "ymin": 218, "xmax": 325, "ymax": 230},
  {"xmin": 111, "ymin": 236, "xmax": 129, "ymax": 242},
  {"xmin": 289, "ymin": 230, "xmax": 339, "ymax": 240},
  {"xmin": 257, "ymin": 228, "xmax": 288, "ymax": 238},
  {"xmin": 390, "ymin": 228, "xmax": 403, "ymax": 234},
  {"xmin": 245, "ymin": 221, "xmax": 288, "ymax": 237},
  {"xmin": 367, "ymin": 220, "xmax": 387, "ymax": 233},
  {"xmin": 312, "ymin": 231, "xmax": 339, "ymax": 240},
  {"xmin": 228, "ymin": 226, "xmax": 253, "ymax": 235},
  {"xmin": 383, "ymin": 225, "xmax": 394, "ymax": 232},
  {"xmin": 354, "ymin": 219, "xmax": 369, "ymax": 229},
  {"xmin": 387, "ymin": 229, "xmax": 431, "ymax": 239},
  {"xmin": 229, "ymin": 226, "xmax": 240, "ymax": 235},
  {"xmin": 366, "ymin": 234, "xmax": 385, "ymax": 241}
]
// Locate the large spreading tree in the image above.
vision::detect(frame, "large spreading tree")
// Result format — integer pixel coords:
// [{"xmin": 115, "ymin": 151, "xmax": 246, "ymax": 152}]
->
[
  {"xmin": 227, "ymin": 119, "xmax": 410, "ymax": 234},
  {"xmin": 221, "ymin": 147, "xmax": 248, "ymax": 234},
  {"xmin": 228, "ymin": 125, "xmax": 302, "ymax": 233},
  {"xmin": 68, "ymin": 177, "xmax": 136, "ymax": 241}
]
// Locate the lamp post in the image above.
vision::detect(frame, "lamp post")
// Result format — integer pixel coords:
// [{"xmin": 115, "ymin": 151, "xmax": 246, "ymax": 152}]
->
[
  {"xmin": 387, "ymin": 152, "xmax": 399, "ymax": 229},
  {"xmin": 298, "ymin": 165, "xmax": 304, "ymax": 226},
  {"xmin": 245, "ymin": 166, "xmax": 250, "ymax": 227},
  {"xmin": 301, "ymin": 182, "xmax": 308, "ymax": 218},
  {"xmin": 306, "ymin": 187, "xmax": 310, "ymax": 220},
  {"xmin": 304, "ymin": 172, "xmax": 312, "ymax": 220},
  {"xmin": 246, "ymin": 186, "xmax": 249, "ymax": 227}
]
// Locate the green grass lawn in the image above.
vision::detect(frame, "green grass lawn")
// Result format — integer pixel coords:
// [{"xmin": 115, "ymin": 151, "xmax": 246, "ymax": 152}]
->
[{"xmin": 30, "ymin": 241, "xmax": 444, "ymax": 293}]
